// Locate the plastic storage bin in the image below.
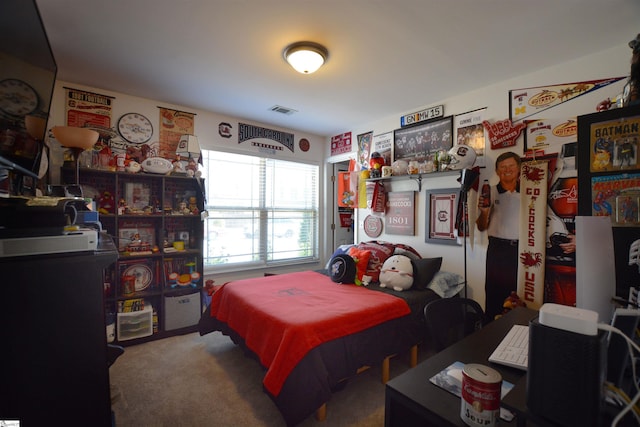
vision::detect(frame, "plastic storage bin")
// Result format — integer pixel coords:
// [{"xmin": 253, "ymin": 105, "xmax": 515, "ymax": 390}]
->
[
  {"xmin": 164, "ymin": 291, "xmax": 201, "ymax": 331},
  {"xmin": 117, "ymin": 305, "xmax": 153, "ymax": 341}
]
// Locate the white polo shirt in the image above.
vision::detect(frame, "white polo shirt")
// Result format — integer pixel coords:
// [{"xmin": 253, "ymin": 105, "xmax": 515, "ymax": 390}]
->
[{"xmin": 487, "ymin": 183, "xmax": 520, "ymax": 240}]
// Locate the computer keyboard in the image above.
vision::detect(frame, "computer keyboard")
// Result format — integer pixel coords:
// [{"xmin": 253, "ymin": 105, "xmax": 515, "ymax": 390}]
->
[{"xmin": 488, "ymin": 324, "xmax": 529, "ymax": 371}]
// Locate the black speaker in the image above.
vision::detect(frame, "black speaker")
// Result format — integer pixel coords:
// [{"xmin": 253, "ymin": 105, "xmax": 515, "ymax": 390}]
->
[{"xmin": 527, "ymin": 318, "xmax": 607, "ymax": 427}]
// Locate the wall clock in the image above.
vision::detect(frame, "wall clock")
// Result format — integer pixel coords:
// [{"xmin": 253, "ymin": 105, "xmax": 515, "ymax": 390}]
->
[
  {"xmin": 0, "ymin": 79, "xmax": 39, "ymax": 116},
  {"xmin": 117, "ymin": 112, "xmax": 153, "ymax": 144},
  {"xmin": 123, "ymin": 263, "xmax": 153, "ymax": 291}
]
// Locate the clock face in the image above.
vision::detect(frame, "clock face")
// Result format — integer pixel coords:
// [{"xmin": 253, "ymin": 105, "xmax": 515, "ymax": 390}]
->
[
  {"xmin": 118, "ymin": 112, "xmax": 153, "ymax": 144},
  {"xmin": 0, "ymin": 79, "xmax": 39, "ymax": 116},
  {"xmin": 123, "ymin": 264, "xmax": 153, "ymax": 291}
]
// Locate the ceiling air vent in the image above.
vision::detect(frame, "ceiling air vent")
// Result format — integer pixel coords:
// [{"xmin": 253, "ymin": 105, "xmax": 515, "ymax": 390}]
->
[{"xmin": 269, "ymin": 105, "xmax": 297, "ymax": 115}]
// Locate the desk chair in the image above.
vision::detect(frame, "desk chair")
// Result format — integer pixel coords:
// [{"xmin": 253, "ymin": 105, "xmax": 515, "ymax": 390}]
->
[{"xmin": 424, "ymin": 297, "xmax": 486, "ymax": 353}]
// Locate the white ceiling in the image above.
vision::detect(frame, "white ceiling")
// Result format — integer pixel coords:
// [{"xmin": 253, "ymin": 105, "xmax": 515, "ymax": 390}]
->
[{"xmin": 36, "ymin": 0, "xmax": 640, "ymax": 137}]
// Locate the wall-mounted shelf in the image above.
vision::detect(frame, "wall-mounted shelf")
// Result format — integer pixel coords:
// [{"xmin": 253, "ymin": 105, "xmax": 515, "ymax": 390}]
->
[{"xmin": 367, "ymin": 170, "xmax": 459, "ymax": 191}]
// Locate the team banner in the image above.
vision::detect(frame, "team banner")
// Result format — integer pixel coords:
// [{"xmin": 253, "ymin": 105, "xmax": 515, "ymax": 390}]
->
[
  {"xmin": 64, "ymin": 87, "xmax": 113, "ymax": 129},
  {"xmin": 158, "ymin": 107, "xmax": 195, "ymax": 159},
  {"xmin": 517, "ymin": 160, "xmax": 549, "ymax": 309},
  {"xmin": 509, "ymin": 77, "xmax": 626, "ymax": 122}
]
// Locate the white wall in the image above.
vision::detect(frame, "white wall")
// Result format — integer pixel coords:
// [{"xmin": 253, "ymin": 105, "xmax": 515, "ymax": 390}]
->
[
  {"xmin": 45, "ymin": 81, "xmax": 329, "ymax": 282},
  {"xmin": 45, "ymin": 43, "xmax": 632, "ymax": 296},
  {"xmin": 329, "ymin": 44, "xmax": 632, "ymax": 307}
]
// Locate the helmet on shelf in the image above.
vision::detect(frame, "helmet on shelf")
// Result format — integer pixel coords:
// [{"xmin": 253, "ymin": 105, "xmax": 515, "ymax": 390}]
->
[{"xmin": 446, "ymin": 144, "xmax": 477, "ymax": 170}]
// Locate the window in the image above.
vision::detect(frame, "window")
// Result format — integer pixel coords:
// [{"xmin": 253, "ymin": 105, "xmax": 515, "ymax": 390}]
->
[{"xmin": 201, "ymin": 150, "xmax": 319, "ymax": 270}]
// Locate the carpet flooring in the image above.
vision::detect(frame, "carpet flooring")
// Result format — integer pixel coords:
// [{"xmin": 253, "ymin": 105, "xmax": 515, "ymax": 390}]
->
[{"xmin": 110, "ymin": 331, "xmax": 428, "ymax": 427}]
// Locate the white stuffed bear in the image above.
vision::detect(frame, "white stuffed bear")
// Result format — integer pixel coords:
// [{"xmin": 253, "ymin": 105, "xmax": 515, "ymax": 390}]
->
[{"xmin": 379, "ymin": 255, "xmax": 414, "ymax": 291}]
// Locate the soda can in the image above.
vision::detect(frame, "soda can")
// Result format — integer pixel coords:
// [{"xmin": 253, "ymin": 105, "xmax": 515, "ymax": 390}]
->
[{"xmin": 460, "ymin": 363, "xmax": 502, "ymax": 427}]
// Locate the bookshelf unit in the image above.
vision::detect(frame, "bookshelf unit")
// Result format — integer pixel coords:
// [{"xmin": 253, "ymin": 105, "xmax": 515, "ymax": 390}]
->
[{"xmin": 63, "ymin": 166, "xmax": 205, "ymax": 345}]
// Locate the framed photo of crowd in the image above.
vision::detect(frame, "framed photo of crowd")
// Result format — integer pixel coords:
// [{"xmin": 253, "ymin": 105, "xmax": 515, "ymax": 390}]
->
[{"xmin": 393, "ymin": 116, "xmax": 454, "ymax": 163}]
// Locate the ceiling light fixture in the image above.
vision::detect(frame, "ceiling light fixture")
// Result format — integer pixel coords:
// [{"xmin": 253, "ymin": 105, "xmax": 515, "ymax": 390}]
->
[{"xmin": 283, "ymin": 41, "xmax": 328, "ymax": 74}]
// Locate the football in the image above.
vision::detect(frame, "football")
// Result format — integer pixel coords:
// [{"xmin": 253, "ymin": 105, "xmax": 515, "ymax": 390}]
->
[{"xmin": 141, "ymin": 157, "xmax": 173, "ymax": 174}]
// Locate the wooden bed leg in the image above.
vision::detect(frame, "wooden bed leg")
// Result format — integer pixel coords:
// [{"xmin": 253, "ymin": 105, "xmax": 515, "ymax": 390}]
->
[
  {"xmin": 315, "ymin": 403, "xmax": 327, "ymax": 421},
  {"xmin": 381, "ymin": 356, "xmax": 390, "ymax": 384},
  {"xmin": 410, "ymin": 344, "xmax": 418, "ymax": 368}
]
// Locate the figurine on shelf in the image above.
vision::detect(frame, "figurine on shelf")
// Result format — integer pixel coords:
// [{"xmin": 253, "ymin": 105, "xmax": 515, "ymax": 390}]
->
[
  {"xmin": 178, "ymin": 201, "xmax": 191, "ymax": 215},
  {"xmin": 117, "ymin": 198, "xmax": 126, "ymax": 215},
  {"xmin": 369, "ymin": 152, "xmax": 385, "ymax": 178},
  {"xmin": 172, "ymin": 155, "xmax": 186, "ymax": 175},
  {"xmin": 98, "ymin": 190, "xmax": 115, "ymax": 214},
  {"xmin": 186, "ymin": 157, "xmax": 200, "ymax": 178},
  {"xmin": 188, "ymin": 196, "xmax": 199, "ymax": 215}
]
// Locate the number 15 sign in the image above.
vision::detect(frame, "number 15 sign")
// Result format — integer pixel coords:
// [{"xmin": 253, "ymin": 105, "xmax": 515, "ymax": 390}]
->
[{"xmin": 385, "ymin": 191, "xmax": 416, "ymax": 236}]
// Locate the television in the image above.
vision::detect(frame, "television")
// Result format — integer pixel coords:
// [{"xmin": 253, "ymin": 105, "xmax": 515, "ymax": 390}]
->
[{"xmin": 0, "ymin": 0, "xmax": 57, "ymax": 195}]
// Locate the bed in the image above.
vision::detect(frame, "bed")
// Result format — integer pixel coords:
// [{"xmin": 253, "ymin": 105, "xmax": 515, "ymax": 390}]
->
[{"xmin": 199, "ymin": 243, "xmax": 464, "ymax": 426}]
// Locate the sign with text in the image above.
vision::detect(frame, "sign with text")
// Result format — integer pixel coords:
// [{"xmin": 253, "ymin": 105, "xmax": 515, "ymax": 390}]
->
[
  {"xmin": 385, "ymin": 191, "xmax": 415, "ymax": 235},
  {"xmin": 401, "ymin": 104, "xmax": 444, "ymax": 127},
  {"xmin": 331, "ymin": 132, "xmax": 352, "ymax": 156}
]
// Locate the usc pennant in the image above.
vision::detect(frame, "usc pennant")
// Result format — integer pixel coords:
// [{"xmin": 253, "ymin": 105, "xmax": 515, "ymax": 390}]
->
[{"xmin": 517, "ymin": 160, "xmax": 548, "ymax": 309}]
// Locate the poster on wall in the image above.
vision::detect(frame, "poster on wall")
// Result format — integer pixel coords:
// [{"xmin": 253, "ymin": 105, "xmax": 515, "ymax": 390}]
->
[
  {"xmin": 64, "ymin": 87, "xmax": 113, "ymax": 129},
  {"xmin": 372, "ymin": 131, "xmax": 393, "ymax": 167},
  {"xmin": 385, "ymin": 191, "xmax": 415, "ymax": 236},
  {"xmin": 455, "ymin": 108, "xmax": 486, "ymax": 168},
  {"xmin": 587, "ymin": 114, "xmax": 640, "ymax": 172},
  {"xmin": 393, "ymin": 116, "xmax": 453, "ymax": 162},
  {"xmin": 509, "ymin": 77, "xmax": 626, "ymax": 122},
  {"xmin": 357, "ymin": 131, "xmax": 372, "ymax": 170},
  {"xmin": 590, "ymin": 173, "xmax": 640, "ymax": 221},
  {"xmin": 158, "ymin": 107, "xmax": 195, "ymax": 159},
  {"xmin": 331, "ymin": 132, "xmax": 352, "ymax": 156},
  {"xmin": 524, "ymin": 117, "xmax": 577, "ymax": 156}
]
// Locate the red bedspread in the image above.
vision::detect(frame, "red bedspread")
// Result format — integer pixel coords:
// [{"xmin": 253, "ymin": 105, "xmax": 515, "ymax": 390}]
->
[{"xmin": 209, "ymin": 270, "xmax": 411, "ymax": 396}]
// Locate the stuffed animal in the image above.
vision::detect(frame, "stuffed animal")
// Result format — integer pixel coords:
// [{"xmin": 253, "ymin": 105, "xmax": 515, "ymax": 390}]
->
[
  {"xmin": 501, "ymin": 291, "xmax": 526, "ymax": 317},
  {"xmin": 379, "ymin": 255, "xmax": 414, "ymax": 291}
]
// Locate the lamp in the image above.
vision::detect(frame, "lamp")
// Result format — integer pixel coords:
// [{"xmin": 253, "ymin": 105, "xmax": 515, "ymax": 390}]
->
[
  {"xmin": 283, "ymin": 42, "xmax": 328, "ymax": 74},
  {"xmin": 176, "ymin": 134, "xmax": 201, "ymax": 162},
  {"xmin": 52, "ymin": 126, "xmax": 99, "ymax": 187}
]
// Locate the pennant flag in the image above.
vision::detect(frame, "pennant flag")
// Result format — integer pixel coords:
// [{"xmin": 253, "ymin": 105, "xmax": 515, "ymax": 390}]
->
[
  {"xmin": 517, "ymin": 160, "xmax": 549, "ymax": 309},
  {"xmin": 509, "ymin": 77, "xmax": 626, "ymax": 122}
]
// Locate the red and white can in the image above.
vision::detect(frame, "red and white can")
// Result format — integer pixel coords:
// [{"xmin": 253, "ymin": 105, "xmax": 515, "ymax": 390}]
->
[{"xmin": 460, "ymin": 363, "xmax": 502, "ymax": 427}]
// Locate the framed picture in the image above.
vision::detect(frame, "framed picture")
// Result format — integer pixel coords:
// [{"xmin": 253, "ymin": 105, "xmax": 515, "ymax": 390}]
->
[
  {"xmin": 357, "ymin": 131, "xmax": 373, "ymax": 170},
  {"xmin": 454, "ymin": 109, "xmax": 486, "ymax": 168},
  {"xmin": 393, "ymin": 115, "xmax": 454, "ymax": 163},
  {"xmin": 125, "ymin": 182, "xmax": 151, "ymax": 210},
  {"xmin": 425, "ymin": 188, "xmax": 460, "ymax": 245},
  {"xmin": 385, "ymin": 191, "xmax": 416, "ymax": 236},
  {"xmin": 118, "ymin": 221, "xmax": 156, "ymax": 251}
]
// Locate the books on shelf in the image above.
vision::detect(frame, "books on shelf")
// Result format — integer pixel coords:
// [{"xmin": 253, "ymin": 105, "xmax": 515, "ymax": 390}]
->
[{"xmin": 118, "ymin": 298, "xmax": 146, "ymax": 313}]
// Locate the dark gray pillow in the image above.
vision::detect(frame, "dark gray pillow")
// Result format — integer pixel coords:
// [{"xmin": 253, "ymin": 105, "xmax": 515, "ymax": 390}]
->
[
  {"xmin": 328, "ymin": 254, "xmax": 356, "ymax": 284},
  {"xmin": 411, "ymin": 257, "xmax": 443, "ymax": 290}
]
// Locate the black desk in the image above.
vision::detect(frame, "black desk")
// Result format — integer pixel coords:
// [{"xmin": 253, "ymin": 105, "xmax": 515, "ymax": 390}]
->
[
  {"xmin": 385, "ymin": 307, "xmax": 637, "ymax": 427},
  {"xmin": 385, "ymin": 307, "xmax": 538, "ymax": 427},
  {"xmin": 0, "ymin": 233, "xmax": 117, "ymax": 426}
]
